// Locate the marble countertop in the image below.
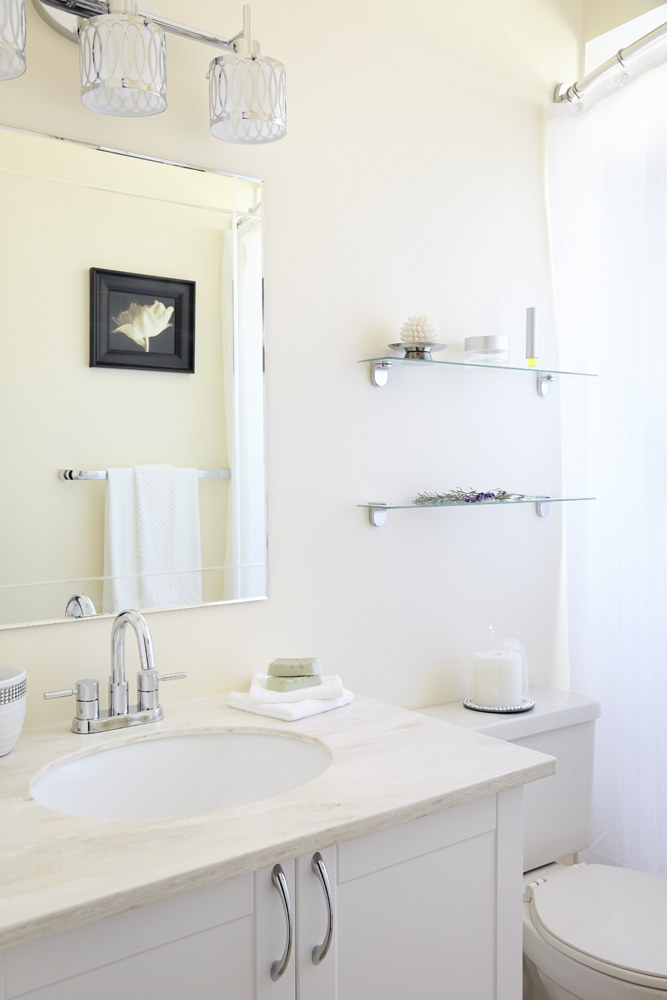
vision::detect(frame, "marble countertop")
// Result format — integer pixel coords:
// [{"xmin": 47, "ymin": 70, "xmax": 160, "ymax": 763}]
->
[{"xmin": 0, "ymin": 693, "xmax": 555, "ymax": 949}]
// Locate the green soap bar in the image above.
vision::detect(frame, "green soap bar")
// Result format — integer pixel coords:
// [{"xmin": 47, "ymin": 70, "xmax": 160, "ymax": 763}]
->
[
  {"xmin": 265, "ymin": 674, "xmax": 323, "ymax": 693},
  {"xmin": 268, "ymin": 657, "xmax": 322, "ymax": 677}
]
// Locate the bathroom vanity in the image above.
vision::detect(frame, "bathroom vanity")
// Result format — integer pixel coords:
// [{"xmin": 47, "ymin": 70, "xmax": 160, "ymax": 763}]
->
[{"xmin": 0, "ymin": 695, "xmax": 554, "ymax": 999}]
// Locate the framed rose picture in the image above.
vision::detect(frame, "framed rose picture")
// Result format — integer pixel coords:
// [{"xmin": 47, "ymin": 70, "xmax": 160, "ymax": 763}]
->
[{"xmin": 90, "ymin": 268, "xmax": 196, "ymax": 373}]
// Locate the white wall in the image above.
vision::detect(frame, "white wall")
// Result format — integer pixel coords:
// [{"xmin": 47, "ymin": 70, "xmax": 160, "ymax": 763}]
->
[
  {"xmin": 0, "ymin": 0, "xmax": 584, "ymax": 726},
  {"xmin": 583, "ymin": 0, "xmax": 664, "ymax": 41}
]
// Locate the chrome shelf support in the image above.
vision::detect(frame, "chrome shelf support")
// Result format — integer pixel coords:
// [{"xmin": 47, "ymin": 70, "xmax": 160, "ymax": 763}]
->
[
  {"xmin": 537, "ymin": 373, "xmax": 556, "ymax": 397},
  {"xmin": 368, "ymin": 503, "xmax": 390, "ymax": 527},
  {"xmin": 370, "ymin": 361, "xmax": 392, "ymax": 387}
]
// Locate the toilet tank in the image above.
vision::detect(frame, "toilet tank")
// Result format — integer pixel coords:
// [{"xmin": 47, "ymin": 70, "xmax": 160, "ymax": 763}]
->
[{"xmin": 416, "ymin": 689, "xmax": 601, "ymax": 873}]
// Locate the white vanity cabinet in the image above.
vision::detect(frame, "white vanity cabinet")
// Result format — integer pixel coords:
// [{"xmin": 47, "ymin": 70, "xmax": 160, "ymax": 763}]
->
[{"xmin": 0, "ymin": 788, "xmax": 522, "ymax": 1000}]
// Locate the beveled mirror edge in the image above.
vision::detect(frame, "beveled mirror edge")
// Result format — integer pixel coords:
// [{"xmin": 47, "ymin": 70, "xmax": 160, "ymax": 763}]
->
[
  {"xmin": 0, "ymin": 123, "xmax": 265, "ymax": 184},
  {"xmin": 0, "ymin": 595, "xmax": 269, "ymax": 632},
  {"xmin": 0, "ymin": 123, "xmax": 269, "ymax": 630}
]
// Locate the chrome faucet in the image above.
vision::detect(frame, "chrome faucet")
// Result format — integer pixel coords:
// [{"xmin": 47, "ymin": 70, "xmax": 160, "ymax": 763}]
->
[
  {"xmin": 110, "ymin": 609, "xmax": 155, "ymax": 716},
  {"xmin": 44, "ymin": 609, "xmax": 186, "ymax": 734},
  {"xmin": 65, "ymin": 593, "xmax": 97, "ymax": 618}
]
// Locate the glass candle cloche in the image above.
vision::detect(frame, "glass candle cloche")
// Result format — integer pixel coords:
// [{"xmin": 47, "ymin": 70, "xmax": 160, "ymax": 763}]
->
[{"xmin": 465, "ymin": 625, "xmax": 534, "ymax": 714}]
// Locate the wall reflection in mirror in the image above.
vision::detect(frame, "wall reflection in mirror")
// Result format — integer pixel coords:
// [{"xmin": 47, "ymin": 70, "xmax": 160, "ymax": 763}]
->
[{"xmin": 0, "ymin": 126, "xmax": 267, "ymax": 627}]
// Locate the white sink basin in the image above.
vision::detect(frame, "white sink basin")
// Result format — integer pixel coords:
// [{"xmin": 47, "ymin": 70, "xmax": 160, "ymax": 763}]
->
[{"xmin": 31, "ymin": 732, "xmax": 332, "ymax": 820}]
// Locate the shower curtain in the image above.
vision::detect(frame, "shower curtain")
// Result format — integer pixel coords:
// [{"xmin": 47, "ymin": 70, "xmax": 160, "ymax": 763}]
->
[
  {"xmin": 221, "ymin": 218, "xmax": 266, "ymax": 601},
  {"xmin": 548, "ymin": 63, "xmax": 667, "ymax": 876}
]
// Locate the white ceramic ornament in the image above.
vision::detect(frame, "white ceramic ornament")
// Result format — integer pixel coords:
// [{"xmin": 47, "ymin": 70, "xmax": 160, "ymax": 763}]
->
[{"xmin": 398, "ymin": 314, "xmax": 440, "ymax": 343}]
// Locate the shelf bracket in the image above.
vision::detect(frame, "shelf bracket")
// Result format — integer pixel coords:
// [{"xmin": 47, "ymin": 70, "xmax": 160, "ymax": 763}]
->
[
  {"xmin": 537, "ymin": 373, "xmax": 556, "ymax": 397},
  {"xmin": 536, "ymin": 502, "xmax": 551, "ymax": 517},
  {"xmin": 368, "ymin": 503, "xmax": 390, "ymax": 527},
  {"xmin": 370, "ymin": 361, "xmax": 392, "ymax": 387}
]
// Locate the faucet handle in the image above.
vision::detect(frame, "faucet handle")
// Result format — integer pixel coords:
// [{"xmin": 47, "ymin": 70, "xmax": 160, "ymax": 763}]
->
[
  {"xmin": 136, "ymin": 669, "xmax": 187, "ymax": 712},
  {"xmin": 44, "ymin": 687, "xmax": 77, "ymax": 700},
  {"xmin": 44, "ymin": 679, "xmax": 99, "ymax": 701},
  {"xmin": 44, "ymin": 679, "xmax": 100, "ymax": 724}
]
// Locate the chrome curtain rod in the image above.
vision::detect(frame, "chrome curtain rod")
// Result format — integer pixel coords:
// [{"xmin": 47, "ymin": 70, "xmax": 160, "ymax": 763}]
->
[
  {"xmin": 59, "ymin": 469, "xmax": 231, "ymax": 481},
  {"xmin": 555, "ymin": 17, "xmax": 667, "ymax": 104},
  {"xmin": 38, "ymin": 0, "xmax": 240, "ymax": 50}
]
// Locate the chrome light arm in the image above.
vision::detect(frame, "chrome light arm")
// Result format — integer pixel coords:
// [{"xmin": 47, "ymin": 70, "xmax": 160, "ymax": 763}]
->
[
  {"xmin": 38, "ymin": 0, "xmax": 107, "ymax": 17},
  {"xmin": 36, "ymin": 0, "xmax": 238, "ymax": 50}
]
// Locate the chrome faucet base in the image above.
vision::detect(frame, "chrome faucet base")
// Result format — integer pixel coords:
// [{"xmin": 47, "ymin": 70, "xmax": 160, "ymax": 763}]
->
[{"xmin": 71, "ymin": 705, "xmax": 164, "ymax": 734}]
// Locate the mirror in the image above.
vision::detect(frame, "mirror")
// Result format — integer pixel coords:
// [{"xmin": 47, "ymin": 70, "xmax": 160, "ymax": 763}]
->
[{"xmin": 0, "ymin": 125, "xmax": 267, "ymax": 627}]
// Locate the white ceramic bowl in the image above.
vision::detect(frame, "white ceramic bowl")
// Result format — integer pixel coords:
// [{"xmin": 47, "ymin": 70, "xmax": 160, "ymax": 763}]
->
[{"xmin": 0, "ymin": 666, "xmax": 26, "ymax": 756}]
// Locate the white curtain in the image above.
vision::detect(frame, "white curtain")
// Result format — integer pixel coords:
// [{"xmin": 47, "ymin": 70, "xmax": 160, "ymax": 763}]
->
[
  {"xmin": 222, "ymin": 219, "xmax": 267, "ymax": 600},
  {"xmin": 548, "ymin": 64, "xmax": 667, "ymax": 876}
]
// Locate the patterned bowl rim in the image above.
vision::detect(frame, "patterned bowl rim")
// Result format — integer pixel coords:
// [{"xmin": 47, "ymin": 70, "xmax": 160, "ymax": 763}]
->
[{"xmin": 0, "ymin": 667, "xmax": 26, "ymax": 688}]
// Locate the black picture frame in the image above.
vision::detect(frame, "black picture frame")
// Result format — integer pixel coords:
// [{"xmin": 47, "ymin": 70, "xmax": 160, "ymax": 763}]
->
[{"xmin": 90, "ymin": 268, "xmax": 195, "ymax": 373}]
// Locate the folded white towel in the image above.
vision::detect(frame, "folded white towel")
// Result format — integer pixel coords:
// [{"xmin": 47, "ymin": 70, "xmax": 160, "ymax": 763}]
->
[
  {"xmin": 228, "ymin": 689, "xmax": 354, "ymax": 722},
  {"xmin": 249, "ymin": 673, "xmax": 345, "ymax": 704}
]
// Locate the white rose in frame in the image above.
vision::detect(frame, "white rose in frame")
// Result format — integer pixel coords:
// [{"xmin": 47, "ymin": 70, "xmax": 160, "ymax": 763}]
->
[{"xmin": 112, "ymin": 300, "xmax": 174, "ymax": 352}]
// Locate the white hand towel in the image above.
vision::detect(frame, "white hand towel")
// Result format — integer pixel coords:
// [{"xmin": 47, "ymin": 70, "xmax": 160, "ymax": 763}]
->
[
  {"xmin": 174, "ymin": 468, "xmax": 203, "ymax": 606},
  {"xmin": 103, "ymin": 468, "xmax": 141, "ymax": 612},
  {"xmin": 135, "ymin": 464, "xmax": 177, "ymax": 609},
  {"xmin": 103, "ymin": 466, "xmax": 202, "ymax": 613},
  {"xmin": 228, "ymin": 689, "xmax": 353, "ymax": 722},
  {"xmin": 249, "ymin": 674, "xmax": 345, "ymax": 704},
  {"xmin": 135, "ymin": 465, "xmax": 203, "ymax": 609}
]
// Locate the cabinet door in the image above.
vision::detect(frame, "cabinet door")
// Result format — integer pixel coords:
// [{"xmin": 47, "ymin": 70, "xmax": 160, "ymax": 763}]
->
[
  {"xmin": 337, "ymin": 828, "xmax": 496, "ymax": 999},
  {"xmin": 298, "ymin": 794, "xmax": 520, "ymax": 1000},
  {"xmin": 1, "ymin": 865, "xmax": 296, "ymax": 1000}
]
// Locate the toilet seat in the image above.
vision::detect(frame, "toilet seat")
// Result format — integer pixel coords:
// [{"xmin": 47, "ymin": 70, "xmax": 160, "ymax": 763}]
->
[{"xmin": 527, "ymin": 865, "xmax": 667, "ymax": 991}]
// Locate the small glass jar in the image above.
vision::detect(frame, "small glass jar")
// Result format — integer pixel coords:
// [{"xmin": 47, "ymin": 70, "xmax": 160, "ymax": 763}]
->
[
  {"xmin": 466, "ymin": 625, "xmax": 533, "ymax": 713},
  {"xmin": 464, "ymin": 336, "xmax": 509, "ymax": 367}
]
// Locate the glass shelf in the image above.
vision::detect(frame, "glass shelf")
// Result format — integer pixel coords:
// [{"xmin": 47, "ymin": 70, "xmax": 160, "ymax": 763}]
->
[
  {"xmin": 359, "ymin": 497, "xmax": 596, "ymax": 526},
  {"xmin": 359, "ymin": 356, "xmax": 597, "ymax": 377},
  {"xmin": 360, "ymin": 355, "xmax": 597, "ymax": 391}
]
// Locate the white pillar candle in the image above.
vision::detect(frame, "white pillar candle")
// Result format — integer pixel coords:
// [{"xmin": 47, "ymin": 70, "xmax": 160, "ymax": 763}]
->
[{"xmin": 472, "ymin": 650, "xmax": 522, "ymax": 708}]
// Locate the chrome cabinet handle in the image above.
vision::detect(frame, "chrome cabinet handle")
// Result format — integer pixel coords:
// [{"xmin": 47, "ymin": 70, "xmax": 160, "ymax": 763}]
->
[
  {"xmin": 311, "ymin": 852, "xmax": 334, "ymax": 965},
  {"xmin": 271, "ymin": 864, "xmax": 293, "ymax": 981}
]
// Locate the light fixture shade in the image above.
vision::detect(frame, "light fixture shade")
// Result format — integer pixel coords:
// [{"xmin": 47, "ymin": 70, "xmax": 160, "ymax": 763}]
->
[
  {"xmin": 79, "ymin": 11, "xmax": 166, "ymax": 117},
  {"xmin": 209, "ymin": 51, "xmax": 286, "ymax": 144},
  {"xmin": 0, "ymin": 0, "xmax": 26, "ymax": 82}
]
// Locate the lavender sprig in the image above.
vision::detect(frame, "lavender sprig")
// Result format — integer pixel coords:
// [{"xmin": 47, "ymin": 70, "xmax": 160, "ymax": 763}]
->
[{"xmin": 413, "ymin": 489, "xmax": 551, "ymax": 506}]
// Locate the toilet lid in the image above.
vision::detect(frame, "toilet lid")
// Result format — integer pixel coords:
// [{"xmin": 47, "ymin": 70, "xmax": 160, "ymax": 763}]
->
[{"xmin": 530, "ymin": 865, "xmax": 667, "ymax": 989}]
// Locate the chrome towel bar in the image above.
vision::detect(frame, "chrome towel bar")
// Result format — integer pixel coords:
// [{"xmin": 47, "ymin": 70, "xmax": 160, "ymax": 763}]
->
[{"xmin": 59, "ymin": 469, "xmax": 231, "ymax": 481}]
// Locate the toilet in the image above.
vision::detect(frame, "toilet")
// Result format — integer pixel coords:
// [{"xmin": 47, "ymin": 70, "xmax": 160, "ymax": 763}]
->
[{"xmin": 417, "ymin": 690, "xmax": 667, "ymax": 999}]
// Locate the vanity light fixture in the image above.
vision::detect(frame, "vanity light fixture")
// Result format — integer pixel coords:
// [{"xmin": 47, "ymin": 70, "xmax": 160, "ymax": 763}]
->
[
  {"xmin": 208, "ymin": 5, "xmax": 286, "ymax": 144},
  {"xmin": 0, "ymin": 0, "xmax": 26, "ymax": 80},
  {"xmin": 17, "ymin": 0, "xmax": 286, "ymax": 142},
  {"xmin": 79, "ymin": 1, "xmax": 167, "ymax": 117}
]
